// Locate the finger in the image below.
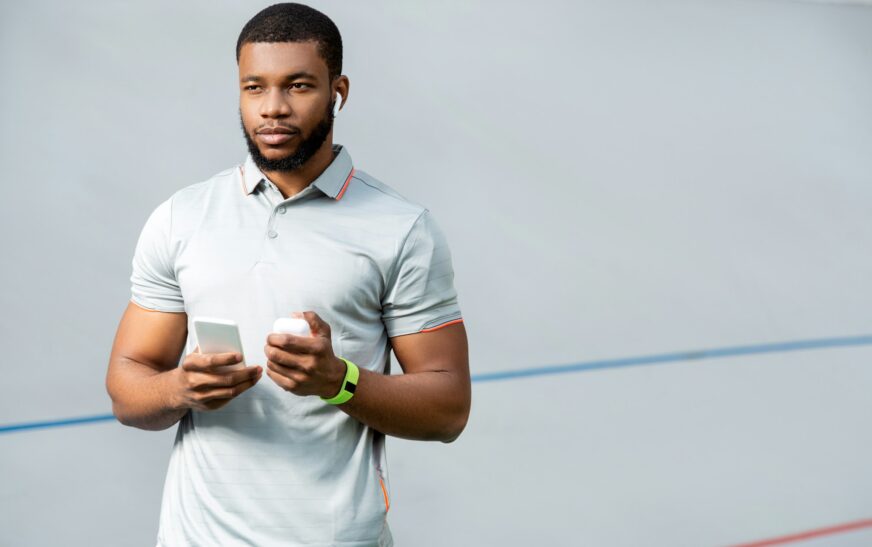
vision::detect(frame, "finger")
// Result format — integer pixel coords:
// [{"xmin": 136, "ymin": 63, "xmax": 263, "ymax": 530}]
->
[
  {"xmin": 266, "ymin": 358, "xmax": 309, "ymax": 380},
  {"xmin": 301, "ymin": 311, "xmax": 331, "ymax": 338},
  {"xmin": 225, "ymin": 365, "xmax": 262, "ymax": 386},
  {"xmin": 264, "ymin": 343, "xmax": 298, "ymax": 369},
  {"xmin": 265, "ymin": 335, "xmax": 318, "ymax": 356},
  {"xmin": 185, "ymin": 351, "xmax": 243, "ymax": 370},
  {"xmin": 266, "ymin": 368, "xmax": 299, "ymax": 392},
  {"xmin": 198, "ymin": 376, "xmax": 260, "ymax": 401},
  {"xmin": 183, "ymin": 351, "xmax": 244, "ymax": 372},
  {"xmin": 190, "ymin": 366, "xmax": 262, "ymax": 390}
]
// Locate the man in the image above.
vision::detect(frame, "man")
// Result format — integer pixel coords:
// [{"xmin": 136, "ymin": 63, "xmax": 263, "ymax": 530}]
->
[{"xmin": 105, "ymin": 3, "xmax": 470, "ymax": 546}]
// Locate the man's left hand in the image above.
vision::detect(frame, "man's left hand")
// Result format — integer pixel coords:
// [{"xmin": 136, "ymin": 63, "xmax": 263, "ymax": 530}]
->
[{"xmin": 263, "ymin": 311, "xmax": 346, "ymax": 398}]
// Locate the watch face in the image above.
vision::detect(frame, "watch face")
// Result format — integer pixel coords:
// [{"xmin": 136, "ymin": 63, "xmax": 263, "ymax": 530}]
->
[{"xmin": 345, "ymin": 381, "xmax": 356, "ymax": 394}]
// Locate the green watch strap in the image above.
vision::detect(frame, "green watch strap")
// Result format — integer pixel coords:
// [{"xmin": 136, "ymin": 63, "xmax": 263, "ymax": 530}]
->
[{"xmin": 321, "ymin": 358, "xmax": 359, "ymax": 405}]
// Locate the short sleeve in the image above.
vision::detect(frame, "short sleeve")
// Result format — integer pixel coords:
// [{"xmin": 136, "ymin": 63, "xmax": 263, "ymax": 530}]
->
[
  {"xmin": 381, "ymin": 210, "xmax": 463, "ymax": 337},
  {"xmin": 129, "ymin": 198, "xmax": 185, "ymax": 312}
]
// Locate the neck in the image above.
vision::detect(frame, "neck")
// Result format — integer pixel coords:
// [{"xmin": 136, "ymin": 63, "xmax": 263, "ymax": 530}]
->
[{"xmin": 262, "ymin": 139, "xmax": 336, "ymax": 199}]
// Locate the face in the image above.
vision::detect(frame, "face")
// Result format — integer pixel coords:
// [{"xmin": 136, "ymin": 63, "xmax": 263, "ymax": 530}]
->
[{"xmin": 238, "ymin": 41, "xmax": 341, "ymax": 172}]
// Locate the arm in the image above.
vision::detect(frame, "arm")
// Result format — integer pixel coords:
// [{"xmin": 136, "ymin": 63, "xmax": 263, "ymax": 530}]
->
[
  {"xmin": 337, "ymin": 322, "xmax": 470, "ymax": 443},
  {"xmin": 106, "ymin": 301, "xmax": 262, "ymax": 431},
  {"xmin": 264, "ymin": 313, "xmax": 471, "ymax": 443},
  {"xmin": 106, "ymin": 302, "xmax": 191, "ymax": 431}
]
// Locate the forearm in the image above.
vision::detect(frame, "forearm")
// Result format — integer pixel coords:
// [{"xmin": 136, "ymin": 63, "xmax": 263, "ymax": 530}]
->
[
  {"xmin": 108, "ymin": 359, "xmax": 187, "ymax": 431},
  {"xmin": 336, "ymin": 367, "xmax": 469, "ymax": 443}
]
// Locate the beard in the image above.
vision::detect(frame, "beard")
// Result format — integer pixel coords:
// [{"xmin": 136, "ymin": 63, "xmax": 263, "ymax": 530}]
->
[{"xmin": 240, "ymin": 100, "xmax": 334, "ymax": 172}]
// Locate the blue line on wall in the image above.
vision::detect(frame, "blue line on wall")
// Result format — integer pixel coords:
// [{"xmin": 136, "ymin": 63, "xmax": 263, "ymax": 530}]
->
[
  {"xmin": 3, "ymin": 335, "xmax": 871, "ymax": 435},
  {"xmin": 0, "ymin": 413, "xmax": 116, "ymax": 434},
  {"xmin": 471, "ymin": 334, "xmax": 872, "ymax": 382}
]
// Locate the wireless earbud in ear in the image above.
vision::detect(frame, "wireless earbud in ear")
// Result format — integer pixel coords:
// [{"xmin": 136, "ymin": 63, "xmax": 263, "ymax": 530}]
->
[{"xmin": 332, "ymin": 94, "xmax": 342, "ymax": 117}]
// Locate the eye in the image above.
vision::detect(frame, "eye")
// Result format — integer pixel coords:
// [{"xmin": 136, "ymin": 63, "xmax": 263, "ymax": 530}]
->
[
  {"xmin": 243, "ymin": 85, "xmax": 261, "ymax": 92},
  {"xmin": 290, "ymin": 83, "xmax": 311, "ymax": 90}
]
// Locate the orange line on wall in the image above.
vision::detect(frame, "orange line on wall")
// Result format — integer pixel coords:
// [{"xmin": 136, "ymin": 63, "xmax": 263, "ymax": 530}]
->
[{"xmin": 730, "ymin": 518, "xmax": 872, "ymax": 547}]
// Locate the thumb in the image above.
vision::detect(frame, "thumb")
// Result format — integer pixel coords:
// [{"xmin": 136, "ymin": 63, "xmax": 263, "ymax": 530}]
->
[{"xmin": 300, "ymin": 311, "xmax": 331, "ymax": 338}]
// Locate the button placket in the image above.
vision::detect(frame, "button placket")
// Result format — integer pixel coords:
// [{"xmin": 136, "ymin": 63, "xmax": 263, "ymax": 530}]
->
[
  {"xmin": 266, "ymin": 197, "xmax": 279, "ymax": 240},
  {"xmin": 267, "ymin": 201, "xmax": 289, "ymax": 239}
]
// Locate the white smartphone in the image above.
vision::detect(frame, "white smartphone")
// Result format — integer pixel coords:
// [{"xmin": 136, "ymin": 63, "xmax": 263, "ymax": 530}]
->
[{"xmin": 192, "ymin": 316, "xmax": 246, "ymax": 373}]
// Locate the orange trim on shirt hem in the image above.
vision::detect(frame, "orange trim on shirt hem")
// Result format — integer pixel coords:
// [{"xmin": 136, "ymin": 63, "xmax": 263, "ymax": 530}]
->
[
  {"xmin": 420, "ymin": 318, "xmax": 464, "ymax": 333},
  {"xmin": 379, "ymin": 476, "xmax": 390, "ymax": 512},
  {"xmin": 335, "ymin": 167, "xmax": 355, "ymax": 200}
]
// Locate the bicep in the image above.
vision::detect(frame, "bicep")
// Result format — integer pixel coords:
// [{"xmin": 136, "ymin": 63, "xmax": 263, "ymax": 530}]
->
[
  {"xmin": 389, "ymin": 322, "xmax": 469, "ymax": 379},
  {"xmin": 389, "ymin": 322, "xmax": 471, "ymax": 434},
  {"xmin": 109, "ymin": 301, "xmax": 188, "ymax": 375}
]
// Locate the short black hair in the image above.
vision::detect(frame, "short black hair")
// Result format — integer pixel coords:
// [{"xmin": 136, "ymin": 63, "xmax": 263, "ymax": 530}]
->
[{"xmin": 236, "ymin": 3, "xmax": 343, "ymax": 81}]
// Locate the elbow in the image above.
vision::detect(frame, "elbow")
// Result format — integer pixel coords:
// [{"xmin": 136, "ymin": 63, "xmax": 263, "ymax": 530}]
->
[
  {"xmin": 109, "ymin": 398, "xmax": 167, "ymax": 431},
  {"xmin": 106, "ymin": 383, "xmax": 127, "ymax": 426},
  {"xmin": 110, "ymin": 402, "xmax": 175, "ymax": 432},
  {"xmin": 110, "ymin": 400, "xmax": 135, "ymax": 428},
  {"xmin": 441, "ymin": 431, "xmax": 462, "ymax": 444},
  {"xmin": 440, "ymin": 406, "xmax": 470, "ymax": 444},
  {"xmin": 106, "ymin": 380, "xmax": 134, "ymax": 428},
  {"xmin": 441, "ymin": 378, "xmax": 471, "ymax": 443},
  {"xmin": 106, "ymin": 373, "xmax": 128, "ymax": 426}
]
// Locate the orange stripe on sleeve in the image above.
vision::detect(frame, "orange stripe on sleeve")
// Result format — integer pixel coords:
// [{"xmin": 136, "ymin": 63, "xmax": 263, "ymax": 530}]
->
[{"xmin": 420, "ymin": 318, "xmax": 464, "ymax": 333}]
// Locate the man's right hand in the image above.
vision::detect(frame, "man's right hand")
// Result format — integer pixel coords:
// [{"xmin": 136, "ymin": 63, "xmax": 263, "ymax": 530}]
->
[
  {"xmin": 171, "ymin": 348, "xmax": 263, "ymax": 411},
  {"xmin": 108, "ymin": 303, "xmax": 265, "ymax": 429}
]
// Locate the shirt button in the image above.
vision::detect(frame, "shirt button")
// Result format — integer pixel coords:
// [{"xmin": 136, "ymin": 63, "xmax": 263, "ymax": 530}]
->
[
  {"xmin": 277, "ymin": 206, "xmax": 286, "ymax": 214},
  {"xmin": 268, "ymin": 230, "xmax": 278, "ymax": 239}
]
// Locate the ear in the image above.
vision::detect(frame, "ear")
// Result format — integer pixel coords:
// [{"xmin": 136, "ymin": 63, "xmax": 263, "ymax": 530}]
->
[{"xmin": 333, "ymin": 75, "xmax": 350, "ymax": 113}]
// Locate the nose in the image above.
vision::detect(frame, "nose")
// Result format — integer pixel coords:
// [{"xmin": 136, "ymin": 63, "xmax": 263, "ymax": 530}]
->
[{"xmin": 260, "ymin": 88, "xmax": 291, "ymax": 118}]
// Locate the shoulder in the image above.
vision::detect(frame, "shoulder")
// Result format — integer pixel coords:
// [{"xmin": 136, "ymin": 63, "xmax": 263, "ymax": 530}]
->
[
  {"xmin": 137, "ymin": 164, "xmax": 240, "ymax": 239},
  {"xmin": 341, "ymin": 169, "xmax": 429, "ymax": 225},
  {"xmin": 167, "ymin": 165, "xmax": 239, "ymax": 212}
]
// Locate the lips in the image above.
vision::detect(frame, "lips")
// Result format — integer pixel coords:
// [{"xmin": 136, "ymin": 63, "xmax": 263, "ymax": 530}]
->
[{"xmin": 256, "ymin": 126, "xmax": 298, "ymax": 145}]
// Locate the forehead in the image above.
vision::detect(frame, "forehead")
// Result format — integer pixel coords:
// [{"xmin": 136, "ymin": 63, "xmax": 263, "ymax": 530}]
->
[{"xmin": 237, "ymin": 41, "xmax": 328, "ymax": 79}]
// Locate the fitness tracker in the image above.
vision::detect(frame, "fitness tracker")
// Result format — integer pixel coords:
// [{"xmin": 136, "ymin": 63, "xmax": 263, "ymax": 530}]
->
[{"xmin": 321, "ymin": 358, "xmax": 359, "ymax": 405}]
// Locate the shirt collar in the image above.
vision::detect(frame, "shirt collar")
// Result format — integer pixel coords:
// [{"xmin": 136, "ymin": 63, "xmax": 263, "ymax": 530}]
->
[{"xmin": 240, "ymin": 144, "xmax": 355, "ymax": 201}]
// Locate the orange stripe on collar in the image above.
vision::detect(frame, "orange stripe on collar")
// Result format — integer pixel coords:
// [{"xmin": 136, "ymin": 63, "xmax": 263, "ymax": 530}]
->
[{"xmin": 335, "ymin": 167, "xmax": 355, "ymax": 200}]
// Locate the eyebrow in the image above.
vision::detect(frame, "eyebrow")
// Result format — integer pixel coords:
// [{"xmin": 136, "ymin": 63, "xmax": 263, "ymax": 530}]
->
[{"xmin": 240, "ymin": 71, "xmax": 318, "ymax": 83}]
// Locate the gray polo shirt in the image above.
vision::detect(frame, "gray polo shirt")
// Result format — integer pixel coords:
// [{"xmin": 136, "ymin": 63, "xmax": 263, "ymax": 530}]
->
[{"xmin": 129, "ymin": 144, "xmax": 462, "ymax": 546}]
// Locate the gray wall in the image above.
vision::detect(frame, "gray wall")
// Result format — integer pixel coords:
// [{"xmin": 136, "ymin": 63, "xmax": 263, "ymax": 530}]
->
[{"xmin": 2, "ymin": 1, "xmax": 872, "ymax": 545}]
